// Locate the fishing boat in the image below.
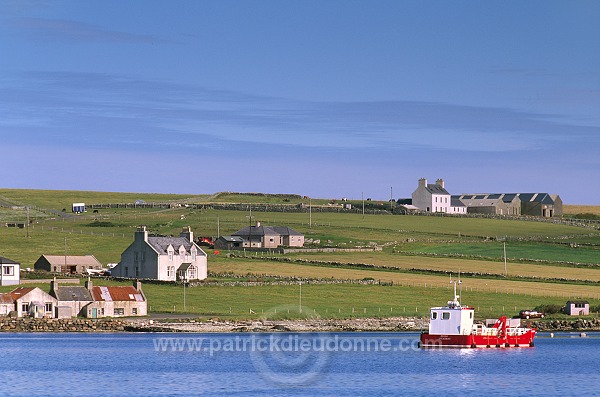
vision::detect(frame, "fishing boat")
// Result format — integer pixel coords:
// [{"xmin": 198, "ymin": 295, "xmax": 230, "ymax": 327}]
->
[{"xmin": 419, "ymin": 279, "xmax": 536, "ymax": 348}]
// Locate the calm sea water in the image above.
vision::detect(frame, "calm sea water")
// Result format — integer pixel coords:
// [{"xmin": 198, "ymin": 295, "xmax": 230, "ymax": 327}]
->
[{"xmin": 1, "ymin": 332, "xmax": 598, "ymax": 396}]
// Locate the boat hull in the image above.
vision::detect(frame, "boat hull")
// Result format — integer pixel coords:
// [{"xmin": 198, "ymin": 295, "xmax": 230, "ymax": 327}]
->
[{"xmin": 420, "ymin": 330, "xmax": 536, "ymax": 348}]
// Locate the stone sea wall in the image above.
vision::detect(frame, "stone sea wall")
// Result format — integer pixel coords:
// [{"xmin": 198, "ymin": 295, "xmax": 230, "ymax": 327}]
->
[{"xmin": 0, "ymin": 318, "xmax": 128, "ymax": 332}]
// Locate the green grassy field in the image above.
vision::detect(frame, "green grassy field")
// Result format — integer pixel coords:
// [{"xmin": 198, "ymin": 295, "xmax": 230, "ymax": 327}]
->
[
  {"xmin": 1, "ymin": 188, "xmax": 599, "ymax": 320},
  {"xmin": 3, "ymin": 277, "xmax": 591, "ymax": 321}
]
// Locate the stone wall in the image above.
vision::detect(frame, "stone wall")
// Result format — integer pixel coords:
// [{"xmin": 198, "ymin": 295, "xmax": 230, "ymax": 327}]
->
[{"xmin": 0, "ymin": 317, "xmax": 128, "ymax": 332}]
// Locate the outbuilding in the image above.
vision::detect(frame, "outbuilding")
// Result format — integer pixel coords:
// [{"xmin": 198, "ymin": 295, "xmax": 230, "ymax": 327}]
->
[{"xmin": 565, "ymin": 300, "xmax": 590, "ymax": 316}]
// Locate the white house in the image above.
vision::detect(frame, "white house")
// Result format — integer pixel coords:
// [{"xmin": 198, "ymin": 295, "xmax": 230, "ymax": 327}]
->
[
  {"xmin": 412, "ymin": 178, "xmax": 450, "ymax": 213},
  {"xmin": 111, "ymin": 226, "xmax": 207, "ymax": 281},
  {"xmin": 8, "ymin": 287, "xmax": 57, "ymax": 318},
  {"xmin": 0, "ymin": 256, "xmax": 20, "ymax": 286},
  {"xmin": 412, "ymin": 178, "xmax": 466, "ymax": 214}
]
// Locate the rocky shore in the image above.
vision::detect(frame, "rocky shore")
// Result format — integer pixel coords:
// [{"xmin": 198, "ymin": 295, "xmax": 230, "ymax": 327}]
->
[
  {"xmin": 2, "ymin": 316, "xmax": 600, "ymax": 333},
  {"xmin": 127, "ymin": 317, "xmax": 429, "ymax": 333}
]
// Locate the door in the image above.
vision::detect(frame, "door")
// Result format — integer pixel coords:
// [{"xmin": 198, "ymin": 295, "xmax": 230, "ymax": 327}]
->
[{"xmin": 92, "ymin": 308, "xmax": 97, "ymax": 318}]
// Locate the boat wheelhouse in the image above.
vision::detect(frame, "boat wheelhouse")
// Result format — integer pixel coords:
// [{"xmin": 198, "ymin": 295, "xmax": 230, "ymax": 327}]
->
[{"xmin": 420, "ymin": 279, "xmax": 536, "ymax": 348}]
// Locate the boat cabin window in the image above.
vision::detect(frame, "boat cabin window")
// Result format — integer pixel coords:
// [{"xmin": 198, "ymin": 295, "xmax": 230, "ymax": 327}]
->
[
  {"xmin": 442, "ymin": 312, "xmax": 450, "ymax": 320},
  {"xmin": 432, "ymin": 312, "xmax": 437, "ymax": 320}
]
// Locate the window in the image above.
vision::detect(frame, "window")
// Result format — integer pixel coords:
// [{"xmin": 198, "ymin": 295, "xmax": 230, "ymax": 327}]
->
[
  {"xmin": 132, "ymin": 308, "xmax": 138, "ymax": 315},
  {"xmin": 45, "ymin": 303, "xmax": 53, "ymax": 312},
  {"xmin": 22, "ymin": 303, "xmax": 29, "ymax": 312},
  {"xmin": 3, "ymin": 266, "xmax": 13, "ymax": 276},
  {"xmin": 432, "ymin": 312, "xmax": 437, "ymax": 320},
  {"xmin": 114, "ymin": 308, "xmax": 125, "ymax": 315},
  {"xmin": 442, "ymin": 312, "xmax": 450, "ymax": 320}
]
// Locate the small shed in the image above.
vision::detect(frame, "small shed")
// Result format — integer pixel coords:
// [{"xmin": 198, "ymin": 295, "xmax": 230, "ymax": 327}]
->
[
  {"xmin": 214, "ymin": 236, "xmax": 245, "ymax": 250},
  {"xmin": 72, "ymin": 203, "xmax": 86, "ymax": 213},
  {"xmin": 565, "ymin": 300, "xmax": 590, "ymax": 316}
]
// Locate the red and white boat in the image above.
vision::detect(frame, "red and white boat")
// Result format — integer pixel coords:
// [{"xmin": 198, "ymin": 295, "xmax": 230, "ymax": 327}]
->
[{"xmin": 419, "ymin": 280, "xmax": 536, "ymax": 348}]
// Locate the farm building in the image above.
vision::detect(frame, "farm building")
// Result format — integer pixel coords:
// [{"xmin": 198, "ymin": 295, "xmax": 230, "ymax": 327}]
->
[{"xmin": 34, "ymin": 254, "xmax": 103, "ymax": 275}]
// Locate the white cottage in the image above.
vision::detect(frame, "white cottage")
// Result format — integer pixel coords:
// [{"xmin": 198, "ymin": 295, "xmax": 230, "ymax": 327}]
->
[
  {"xmin": 0, "ymin": 256, "xmax": 20, "ymax": 286},
  {"xmin": 111, "ymin": 226, "xmax": 207, "ymax": 281}
]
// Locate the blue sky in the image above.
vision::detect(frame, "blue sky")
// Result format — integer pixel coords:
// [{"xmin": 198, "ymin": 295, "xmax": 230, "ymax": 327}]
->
[{"xmin": 1, "ymin": 1, "xmax": 599, "ymax": 204}]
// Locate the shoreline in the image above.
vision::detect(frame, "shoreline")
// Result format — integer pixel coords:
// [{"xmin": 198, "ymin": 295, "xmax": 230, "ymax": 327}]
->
[
  {"xmin": 127, "ymin": 317, "xmax": 429, "ymax": 333},
  {"xmin": 2, "ymin": 316, "xmax": 600, "ymax": 333}
]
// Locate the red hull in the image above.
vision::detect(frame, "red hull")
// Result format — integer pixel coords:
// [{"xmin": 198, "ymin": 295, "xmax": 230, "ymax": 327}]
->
[{"xmin": 420, "ymin": 330, "xmax": 536, "ymax": 348}]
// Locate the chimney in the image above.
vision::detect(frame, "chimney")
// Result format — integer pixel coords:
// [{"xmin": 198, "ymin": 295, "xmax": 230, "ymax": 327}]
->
[
  {"xmin": 418, "ymin": 178, "xmax": 427, "ymax": 188},
  {"xmin": 50, "ymin": 277, "xmax": 58, "ymax": 295},
  {"xmin": 180, "ymin": 226, "xmax": 193, "ymax": 242},
  {"xmin": 436, "ymin": 178, "xmax": 445, "ymax": 188},
  {"xmin": 85, "ymin": 277, "xmax": 93, "ymax": 291},
  {"xmin": 136, "ymin": 225, "xmax": 149, "ymax": 242},
  {"xmin": 133, "ymin": 280, "xmax": 142, "ymax": 291}
]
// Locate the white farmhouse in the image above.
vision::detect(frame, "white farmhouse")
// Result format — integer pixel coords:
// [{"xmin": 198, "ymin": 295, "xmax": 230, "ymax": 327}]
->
[
  {"xmin": 412, "ymin": 178, "xmax": 466, "ymax": 214},
  {"xmin": 111, "ymin": 226, "xmax": 207, "ymax": 281}
]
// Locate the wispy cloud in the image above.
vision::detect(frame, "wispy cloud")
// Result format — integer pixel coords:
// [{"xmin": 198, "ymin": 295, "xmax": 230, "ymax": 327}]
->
[
  {"xmin": 6, "ymin": 17, "xmax": 160, "ymax": 43},
  {"xmin": 1, "ymin": 71, "xmax": 598, "ymax": 157}
]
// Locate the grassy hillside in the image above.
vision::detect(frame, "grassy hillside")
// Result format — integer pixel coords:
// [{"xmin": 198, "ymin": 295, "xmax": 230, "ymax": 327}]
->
[{"xmin": 1, "ymin": 188, "xmax": 599, "ymax": 319}]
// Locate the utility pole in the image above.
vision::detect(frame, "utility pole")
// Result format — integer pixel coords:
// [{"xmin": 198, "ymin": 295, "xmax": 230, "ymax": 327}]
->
[
  {"xmin": 503, "ymin": 242, "xmax": 507, "ymax": 276},
  {"xmin": 362, "ymin": 192, "xmax": 365, "ymax": 219},
  {"xmin": 299, "ymin": 281, "xmax": 302, "ymax": 313},
  {"xmin": 64, "ymin": 237, "xmax": 67, "ymax": 273},
  {"xmin": 26, "ymin": 206, "xmax": 30, "ymax": 238},
  {"xmin": 309, "ymin": 197, "xmax": 312, "ymax": 228}
]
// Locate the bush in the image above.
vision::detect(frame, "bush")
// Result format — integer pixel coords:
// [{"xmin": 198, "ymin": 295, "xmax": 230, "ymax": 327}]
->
[{"xmin": 534, "ymin": 304, "xmax": 563, "ymax": 314}]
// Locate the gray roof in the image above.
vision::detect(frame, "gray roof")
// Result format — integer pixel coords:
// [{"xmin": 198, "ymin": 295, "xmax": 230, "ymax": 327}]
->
[
  {"xmin": 233, "ymin": 225, "xmax": 303, "ymax": 237},
  {"xmin": 233, "ymin": 225, "xmax": 278, "ymax": 237},
  {"xmin": 272, "ymin": 226, "xmax": 303, "ymax": 236},
  {"xmin": 147, "ymin": 236, "xmax": 194, "ymax": 254},
  {"xmin": 426, "ymin": 184, "xmax": 450, "ymax": 195},
  {"xmin": 450, "ymin": 197, "xmax": 465, "ymax": 207},
  {"xmin": 54, "ymin": 286, "xmax": 93, "ymax": 302},
  {"xmin": 457, "ymin": 193, "xmax": 555, "ymax": 205},
  {"xmin": 218, "ymin": 236, "xmax": 245, "ymax": 242},
  {"xmin": 0, "ymin": 256, "xmax": 19, "ymax": 264}
]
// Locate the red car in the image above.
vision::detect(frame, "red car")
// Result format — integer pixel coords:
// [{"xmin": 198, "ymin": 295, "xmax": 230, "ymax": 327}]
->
[{"xmin": 519, "ymin": 310, "xmax": 545, "ymax": 319}]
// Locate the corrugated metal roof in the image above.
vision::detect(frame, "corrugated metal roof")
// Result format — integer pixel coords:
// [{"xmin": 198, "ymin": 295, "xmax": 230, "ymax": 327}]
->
[
  {"xmin": 91, "ymin": 286, "xmax": 144, "ymax": 302},
  {"xmin": 9, "ymin": 287, "xmax": 34, "ymax": 300},
  {"xmin": 0, "ymin": 293, "xmax": 14, "ymax": 304}
]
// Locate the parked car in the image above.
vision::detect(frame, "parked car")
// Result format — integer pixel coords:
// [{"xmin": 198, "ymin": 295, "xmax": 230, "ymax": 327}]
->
[{"xmin": 519, "ymin": 310, "xmax": 545, "ymax": 319}]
